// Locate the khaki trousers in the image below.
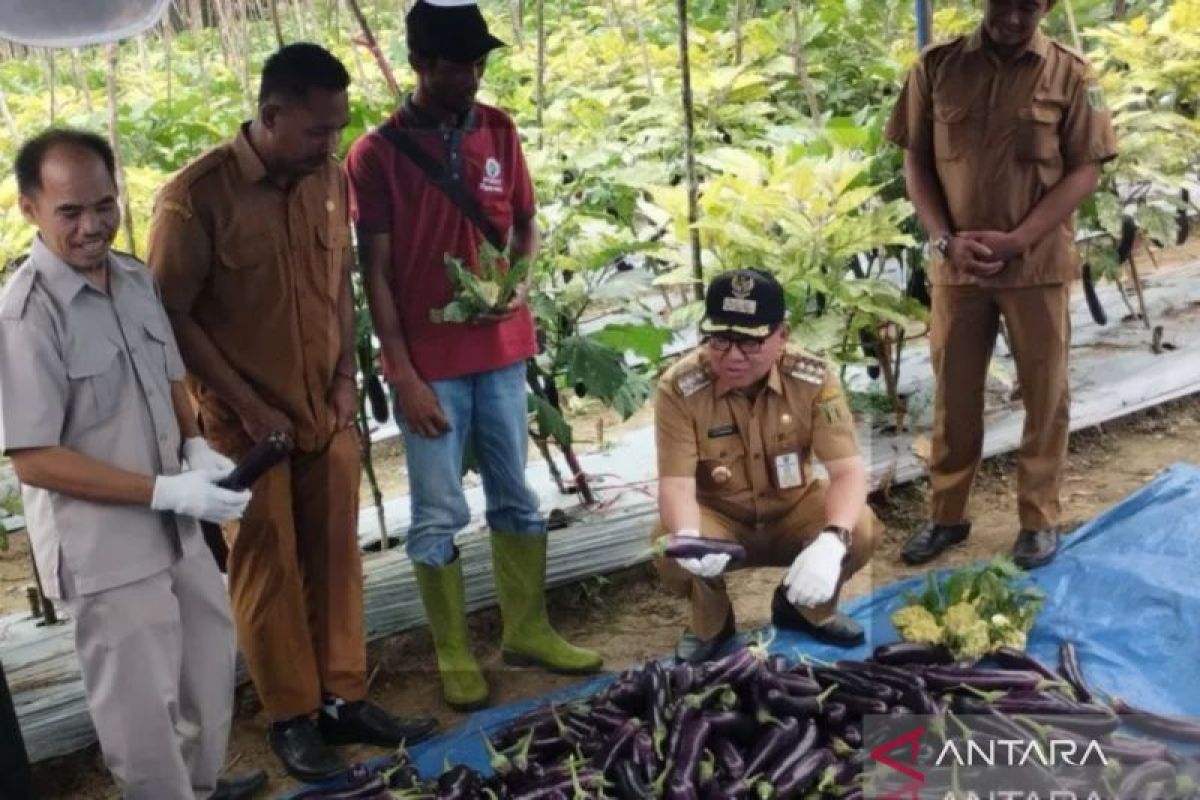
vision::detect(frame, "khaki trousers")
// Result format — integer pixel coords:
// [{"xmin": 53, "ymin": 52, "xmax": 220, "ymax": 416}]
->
[{"xmin": 929, "ymin": 283, "xmax": 1071, "ymax": 530}]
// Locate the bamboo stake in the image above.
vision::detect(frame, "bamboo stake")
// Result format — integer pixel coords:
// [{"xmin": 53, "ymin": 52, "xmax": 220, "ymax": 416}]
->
[
  {"xmin": 536, "ymin": 0, "xmax": 546, "ymax": 149},
  {"xmin": 46, "ymin": 50, "xmax": 57, "ymax": 125},
  {"xmin": 346, "ymin": 0, "xmax": 402, "ymax": 100},
  {"xmin": 510, "ymin": 0, "xmax": 524, "ymax": 47},
  {"xmin": 0, "ymin": 87, "xmax": 19, "ymax": 143},
  {"xmin": 70, "ymin": 49, "xmax": 93, "ymax": 114},
  {"xmin": 791, "ymin": 0, "xmax": 821, "ymax": 120},
  {"xmin": 270, "ymin": 0, "xmax": 285, "ymax": 47},
  {"xmin": 630, "ymin": 0, "xmax": 656, "ymax": 95},
  {"xmin": 733, "ymin": 0, "xmax": 744, "ymax": 66},
  {"xmin": 106, "ymin": 45, "xmax": 137, "ymax": 256},
  {"xmin": 163, "ymin": 21, "xmax": 173, "ymax": 112},
  {"xmin": 675, "ymin": 0, "xmax": 704, "ymax": 301}
]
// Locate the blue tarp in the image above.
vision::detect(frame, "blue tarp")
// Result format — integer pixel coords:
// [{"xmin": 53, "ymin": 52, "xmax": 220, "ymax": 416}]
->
[{"xmin": 282, "ymin": 462, "xmax": 1200, "ymax": 794}]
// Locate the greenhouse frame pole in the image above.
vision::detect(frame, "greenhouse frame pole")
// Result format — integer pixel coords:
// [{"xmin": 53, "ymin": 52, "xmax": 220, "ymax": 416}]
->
[{"xmin": 915, "ymin": 0, "xmax": 931, "ymax": 49}]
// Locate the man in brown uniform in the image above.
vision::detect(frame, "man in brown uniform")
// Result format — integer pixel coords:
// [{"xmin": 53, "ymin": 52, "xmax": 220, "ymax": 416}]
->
[
  {"xmin": 147, "ymin": 44, "xmax": 435, "ymax": 781},
  {"xmin": 654, "ymin": 270, "xmax": 880, "ymax": 663},
  {"xmin": 885, "ymin": 0, "xmax": 1117, "ymax": 568}
]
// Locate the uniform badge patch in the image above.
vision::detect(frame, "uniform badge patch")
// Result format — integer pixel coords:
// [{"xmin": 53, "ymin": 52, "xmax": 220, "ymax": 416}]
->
[
  {"xmin": 707, "ymin": 423, "xmax": 738, "ymax": 438},
  {"xmin": 675, "ymin": 367, "xmax": 712, "ymax": 397}
]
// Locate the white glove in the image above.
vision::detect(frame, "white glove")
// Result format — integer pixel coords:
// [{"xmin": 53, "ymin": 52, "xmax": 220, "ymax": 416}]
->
[
  {"xmin": 151, "ymin": 469, "xmax": 251, "ymax": 524},
  {"xmin": 783, "ymin": 531, "xmax": 847, "ymax": 608},
  {"xmin": 673, "ymin": 528, "xmax": 732, "ymax": 579},
  {"xmin": 181, "ymin": 437, "xmax": 236, "ymax": 475}
]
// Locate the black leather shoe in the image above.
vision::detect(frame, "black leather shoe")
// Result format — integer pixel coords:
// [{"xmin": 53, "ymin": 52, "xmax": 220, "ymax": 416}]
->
[
  {"xmin": 674, "ymin": 611, "xmax": 737, "ymax": 664},
  {"xmin": 319, "ymin": 700, "xmax": 439, "ymax": 748},
  {"xmin": 269, "ymin": 716, "xmax": 344, "ymax": 783},
  {"xmin": 210, "ymin": 770, "xmax": 268, "ymax": 800},
  {"xmin": 900, "ymin": 522, "xmax": 971, "ymax": 565},
  {"xmin": 1012, "ymin": 528, "xmax": 1059, "ymax": 569},
  {"xmin": 771, "ymin": 586, "xmax": 864, "ymax": 646}
]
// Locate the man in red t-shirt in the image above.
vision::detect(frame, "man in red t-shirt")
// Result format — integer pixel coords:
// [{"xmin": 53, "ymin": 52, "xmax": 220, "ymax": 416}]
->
[{"xmin": 346, "ymin": 0, "xmax": 602, "ymax": 711}]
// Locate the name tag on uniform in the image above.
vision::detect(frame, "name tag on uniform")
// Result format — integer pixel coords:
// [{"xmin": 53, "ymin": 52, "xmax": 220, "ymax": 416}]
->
[
  {"xmin": 774, "ymin": 453, "xmax": 803, "ymax": 489},
  {"xmin": 707, "ymin": 423, "xmax": 738, "ymax": 438}
]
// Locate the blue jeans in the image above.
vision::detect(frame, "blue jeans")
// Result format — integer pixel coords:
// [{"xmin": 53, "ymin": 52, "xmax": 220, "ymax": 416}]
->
[{"xmin": 400, "ymin": 361, "xmax": 545, "ymax": 567}]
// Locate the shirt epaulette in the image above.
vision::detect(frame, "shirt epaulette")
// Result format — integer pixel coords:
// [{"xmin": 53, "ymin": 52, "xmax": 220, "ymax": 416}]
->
[
  {"xmin": 156, "ymin": 146, "xmax": 232, "ymax": 220},
  {"xmin": 0, "ymin": 264, "xmax": 38, "ymax": 321},
  {"xmin": 779, "ymin": 349, "xmax": 826, "ymax": 386}
]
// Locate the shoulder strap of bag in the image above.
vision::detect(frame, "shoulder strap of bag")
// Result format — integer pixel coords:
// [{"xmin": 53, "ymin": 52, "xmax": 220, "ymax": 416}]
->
[{"xmin": 375, "ymin": 122, "xmax": 507, "ymax": 251}]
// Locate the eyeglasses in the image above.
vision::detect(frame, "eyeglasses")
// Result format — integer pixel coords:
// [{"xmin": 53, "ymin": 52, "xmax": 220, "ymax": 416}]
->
[{"xmin": 706, "ymin": 333, "xmax": 770, "ymax": 355}]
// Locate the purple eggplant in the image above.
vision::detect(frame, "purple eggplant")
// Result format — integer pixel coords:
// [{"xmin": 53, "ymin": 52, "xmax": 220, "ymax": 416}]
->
[
  {"xmin": 772, "ymin": 748, "xmax": 835, "ymax": 800},
  {"xmin": 705, "ymin": 710, "xmax": 756, "ymax": 743},
  {"xmin": 990, "ymin": 646, "xmax": 1060, "ymax": 682},
  {"xmin": 1105, "ymin": 734, "xmax": 1174, "ymax": 764},
  {"xmin": 822, "ymin": 702, "xmax": 848, "ymax": 727},
  {"xmin": 615, "ymin": 760, "xmax": 650, "ymax": 800},
  {"xmin": 764, "ymin": 718, "xmax": 818, "ymax": 784},
  {"xmin": 663, "ymin": 536, "xmax": 747, "ymax": 562},
  {"xmin": 291, "ymin": 777, "xmax": 392, "ymax": 800},
  {"xmin": 871, "ymin": 642, "xmax": 953, "ymax": 666},
  {"xmin": 923, "ymin": 666, "xmax": 1044, "ymax": 692},
  {"xmin": 714, "ymin": 736, "xmax": 746, "ymax": 781},
  {"xmin": 765, "ymin": 689, "xmax": 821, "ymax": 720},
  {"xmin": 665, "ymin": 714, "xmax": 713, "ymax": 800},
  {"xmin": 1058, "ymin": 642, "xmax": 1095, "ymax": 703},
  {"xmin": 829, "ymin": 691, "xmax": 889, "ymax": 716},
  {"xmin": 744, "ymin": 716, "xmax": 802, "ymax": 780},
  {"xmin": 435, "ymin": 764, "xmax": 482, "ymax": 800},
  {"xmin": 1113, "ymin": 699, "xmax": 1200, "ymax": 743},
  {"xmin": 1117, "ymin": 759, "xmax": 1176, "ymax": 800},
  {"xmin": 598, "ymin": 717, "xmax": 642, "ymax": 774}
]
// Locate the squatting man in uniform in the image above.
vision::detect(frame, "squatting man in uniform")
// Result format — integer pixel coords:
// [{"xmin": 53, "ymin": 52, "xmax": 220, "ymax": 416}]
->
[
  {"xmin": 0, "ymin": 129, "xmax": 265, "ymax": 799},
  {"xmin": 886, "ymin": 0, "xmax": 1117, "ymax": 568},
  {"xmin": 653, "ymin": 269, "xmax": 880, "ymax": 663}
]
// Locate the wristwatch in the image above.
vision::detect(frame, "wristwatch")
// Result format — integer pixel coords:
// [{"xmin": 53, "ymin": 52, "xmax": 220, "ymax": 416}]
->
[
  {"xmin": 932, "ymin": 233, "xmax": 952, "ymax": 258},
  {"xmin": 821, "ymin": 525, "xmax": 852, "ymax": 548}
]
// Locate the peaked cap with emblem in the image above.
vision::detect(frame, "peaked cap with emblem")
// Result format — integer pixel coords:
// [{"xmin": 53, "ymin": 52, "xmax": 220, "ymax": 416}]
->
[{"xmin": 699, "ymin": 268, "xmax": 786, "ymax": 338}]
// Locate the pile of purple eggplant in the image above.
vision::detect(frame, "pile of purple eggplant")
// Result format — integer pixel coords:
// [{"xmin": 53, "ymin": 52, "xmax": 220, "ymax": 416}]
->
[{"xmin": 292, "ymin": 640, "xmax": 1200, "ymax": 799}]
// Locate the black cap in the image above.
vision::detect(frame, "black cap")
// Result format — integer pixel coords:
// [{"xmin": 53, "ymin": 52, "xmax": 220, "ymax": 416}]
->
[
  {"xmin": 699, "ymin": 269, "xmax": 786, "ymax": 337},
  {"xmin": 406, "ymin": 0, "xmax": 507, "ymax": 64}
]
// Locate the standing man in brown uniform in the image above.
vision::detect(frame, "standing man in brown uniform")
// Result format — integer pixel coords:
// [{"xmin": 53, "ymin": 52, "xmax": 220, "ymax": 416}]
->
[
  {"xmin": 885, "ymin": 0, "xmax": 1117, "ymax": 568},
  {"xmin": 654, "ymin": 270, "xmax": 880, "ymax": 663},
  {"xmin": 147, "ymin": 44, "xmax": 436, "ymax": 782}
]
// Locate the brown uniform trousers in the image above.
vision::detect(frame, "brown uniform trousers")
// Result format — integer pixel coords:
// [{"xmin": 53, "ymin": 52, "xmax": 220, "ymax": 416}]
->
[
  {"xmin": 886, "ymin": 29, "xmax": 1118, "ymax": 529},
  {"xmin": 653, "ymin": 347, "xmax": 881, "ymax": 640},
  {"xmin": 148, "ymin": 128, "xmax": 367, "ymax": 719}
]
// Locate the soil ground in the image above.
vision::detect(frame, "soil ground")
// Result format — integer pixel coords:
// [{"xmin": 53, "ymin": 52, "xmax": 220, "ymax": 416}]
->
[{"xmin": 9, "ymin": 392, "xmax": 1200, "ymax": 798}]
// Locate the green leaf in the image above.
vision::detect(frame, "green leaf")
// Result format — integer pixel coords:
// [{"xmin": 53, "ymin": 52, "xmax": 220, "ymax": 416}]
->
[
  {"xmin": 591, "ymin": 323, "xmax": 672, "ymax": 364},
  {"xmin": 559, "ymin": 335, "xmax": 629, "ymax": 403},
  {"xmin": 528, "ymin": 393, "xmax": 573, "ymax": 446}
]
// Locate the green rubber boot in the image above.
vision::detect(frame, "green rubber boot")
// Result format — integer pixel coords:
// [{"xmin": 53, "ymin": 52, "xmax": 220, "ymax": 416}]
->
[
  {"xmin": 490, "ymin": 532, "xmax": 604, "ymax": 674},
  {"xmin": 412, "ymin": 557, "xmax": 490, "ymax": 712}
]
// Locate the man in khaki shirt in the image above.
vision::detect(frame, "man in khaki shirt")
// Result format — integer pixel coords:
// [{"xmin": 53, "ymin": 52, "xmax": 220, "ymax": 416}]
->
[
  {"xmin": 886, "ymin": 0, "xmax": 1117, "ymax": 568},
  {"xmin": 147, "ymin": 45, "xmax": 435, "ymax": 781},
  {"xmin": 0, "ymin": 129, "xmax": 261, "ymax": 799},
  {"xmin": 654, "ymin": 270, "xmax": 880, "ymax": 663}
]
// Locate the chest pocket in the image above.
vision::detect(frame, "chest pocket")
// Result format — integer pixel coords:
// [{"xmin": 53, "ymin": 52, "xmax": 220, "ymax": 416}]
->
[
  {"xmin": 139, "ymin": 316, "xmax": 173, "ymax": 388},
  {"xmin": 66, "ymin": 337, "xmax": 124, "ymax": 432},
  {"xmin": 933, "ymin": 106, "xmax": 970, "ymax": 161},
  {"xmin": 316, "ymin": 224, "xmax": 349, "ymax": 302},
  {"xmin": 696, "ymin": 434, "xmax": 748, "ymax": 496},
  {"xmin": 216, "ymin": 237, "xmax": 277, "ymax": 310},
  {"xmin": 1016, "ymin": 103, "xmax": 1063, "ymax": 162}
]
